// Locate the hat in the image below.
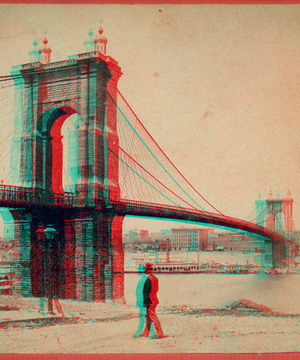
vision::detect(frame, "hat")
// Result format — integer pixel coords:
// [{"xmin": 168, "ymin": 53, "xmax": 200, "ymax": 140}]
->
[
  {"xmin": 137, "ymin": 264, "xmax": 145, "ymax": 273},
  {"xmin": 145, "ymin": 263, "xmax": 153, "ymax": 273}
]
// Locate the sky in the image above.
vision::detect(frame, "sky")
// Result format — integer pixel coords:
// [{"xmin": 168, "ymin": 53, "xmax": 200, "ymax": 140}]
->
[{"xmin": 0, "ymin": 4, "xmax": 300, "ymax": 234}]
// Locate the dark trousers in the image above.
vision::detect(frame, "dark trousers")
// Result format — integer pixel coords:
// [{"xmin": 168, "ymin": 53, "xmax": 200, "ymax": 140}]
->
[{"xmin": 142, "ymin": 304, "xmax": 164, "ymax": 337}]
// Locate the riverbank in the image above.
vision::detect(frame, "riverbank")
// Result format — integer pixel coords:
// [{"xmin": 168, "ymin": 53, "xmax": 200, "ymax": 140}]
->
[{"xmin": 0, "ymin": 295, "xmax": 300, "ymax": 354}]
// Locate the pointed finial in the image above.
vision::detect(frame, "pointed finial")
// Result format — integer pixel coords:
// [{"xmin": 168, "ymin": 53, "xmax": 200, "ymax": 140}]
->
[
  {"xmin": 29, "ymin": 39, "xmax": 41, "ymax": 63},
  {"xmin": 268, "ymin": 190, "xmax": 273, "ymax": 198},
  {"xmin": 84, "ymin": 29, "xmax": 95, "ymax": 52},
  {"xmin": 258, "ymin": 191, "xmax": 262, "ymax": 199},
  {"xmin": 276, "ymin": 191, "xmax": 280, "ymax": 199},
  {"xmin": 287, "ymin": 190, "xmax": 291, "ymax": 198},
  {"xmin": 95, "ymin": 27, "xmax": 107, "ymax": 55},
  {"xmin": 40, "ymin": 37, "xmax": 52, "ymax": 64}
]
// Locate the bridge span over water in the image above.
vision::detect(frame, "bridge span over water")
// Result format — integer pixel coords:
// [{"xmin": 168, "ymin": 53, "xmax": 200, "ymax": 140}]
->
[
  {"xmin": 0, "ymin": 184, "xmax": 287, "ymax": 243},
  {"xmin": 0, "ymin": 30, "xmax": 294, "ymax": 303}
]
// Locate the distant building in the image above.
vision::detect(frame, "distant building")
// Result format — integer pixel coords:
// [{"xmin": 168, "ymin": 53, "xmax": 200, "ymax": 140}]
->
[
  {"xmin": 123, "ymin": 229, "xmax": 151, "ymax": 244},
  {"xmin": 160, "ymin": 229, "xmax": 172, "ymax": 240},
  {"xmin": 154, "ymin": 238, "xmax": 171, "ymax": 252},
  {"xmin": 123, "ymin": 228, "xmax": 265, "ymax": 254},
  {"xmin": 208, "ymin": 232, "xmax": 262, "ymax": 253},
  {"xmin": 149, "ymin": 229, "xmax": 171, "ymax": 242},
  {"xmin": 124, "ymin": 229, "xmax": 173, "ymax": 245},
  {"xmin": 171, "ymin": 227, "xmax": 209, "ymax": 251},
  {"xmin": 129, "ymin": 230, "xmax": 139, "ymax": 243},
  {"xmin": 285, "ymin": 231, "xmax": 300, "ymax": 246},
  {"xmin": 207, "ymin": 233, "xmax": 218, "ymax": 251},
  {"xmin": 149, "ymin": 232, "xmax": 162, "ymax": 242},
  {"xmin": 140, "ymin": 230, "xmax": 151, "ymax": 243}
]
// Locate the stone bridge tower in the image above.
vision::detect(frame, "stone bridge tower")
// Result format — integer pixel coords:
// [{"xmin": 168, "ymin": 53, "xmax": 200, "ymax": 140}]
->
[
  {"xmin": 255, "ymin": 191, "xmax": 294, "ymax": 233},
  {"xmin": 255, "ymin": 191, "xmax": 294, "ymax": 269},
  {"xmin": 8, "ymin": 29, "xmax": 125, "ymax": 303}
]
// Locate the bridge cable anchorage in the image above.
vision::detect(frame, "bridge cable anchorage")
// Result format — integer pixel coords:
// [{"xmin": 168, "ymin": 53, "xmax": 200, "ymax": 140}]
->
[{"xmin": 107, "ymin": 88, "xmax": 224, "ymax": 215}]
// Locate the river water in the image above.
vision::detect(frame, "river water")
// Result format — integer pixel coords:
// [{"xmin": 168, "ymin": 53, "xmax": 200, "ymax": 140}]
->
[{"xmin": 124, "ymin": 252, "xmax": 300, "ymax": 315}]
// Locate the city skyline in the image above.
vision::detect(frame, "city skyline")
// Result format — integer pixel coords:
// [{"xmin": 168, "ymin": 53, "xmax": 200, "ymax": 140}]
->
[{"xmin": 0, "ymin": 4, "xmax": 299, "ymax": 233}]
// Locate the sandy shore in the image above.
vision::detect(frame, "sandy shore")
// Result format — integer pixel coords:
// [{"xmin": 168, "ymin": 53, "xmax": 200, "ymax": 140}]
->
[{"xmin": 0, "ymin": 296, "xmax": 299, "ymax": 354}]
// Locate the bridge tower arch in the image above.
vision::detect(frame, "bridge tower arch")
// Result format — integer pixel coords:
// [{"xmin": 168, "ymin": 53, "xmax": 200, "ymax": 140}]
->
[
  {"xmin": 255, "ymin": 191, "xmax": 294, "ymax": 234},
  {"xmin": 8, "ymin": 31, "xmax": 125, "ymax": 303},
  {"xmin": 255, "ymin": 191, "xmax": 294, "ymax": 269},
  {"xmin": 11, "ymin": 35, "xmax": 122, "ymax": 206},
  {"xmin": 35, "ymin": 105, "xmax": 77, "ymax": 194}
]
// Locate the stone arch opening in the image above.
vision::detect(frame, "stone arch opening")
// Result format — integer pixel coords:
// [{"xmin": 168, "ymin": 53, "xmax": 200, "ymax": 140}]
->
[
  {"xmin": 274, "ymin": 211, "xmax": 284, "ymax": 232},
  {"xmin": 36, "ymin": 105, "xmax": 78, "ymax": 193},
  {"xmin": 0, "ymin": 209, "xmax": 14, "ymax": 252},
  {"xmin": 265, "ymin": 202, "xmax": 290, "ymax": 233},
  {"xmin": 265, "ymin": 213, "xmax": 275, "ymax": 231},
  {"xmin": 61, "ymin": 114, "xmax": 79, "ymax": 193},
  {"xmin": 0, "ymin": 209, "xmax": 14, "ymax": 295},
  {"xmin": 260, "ymin": 211, "xmax": 283, "ymax": 233}
]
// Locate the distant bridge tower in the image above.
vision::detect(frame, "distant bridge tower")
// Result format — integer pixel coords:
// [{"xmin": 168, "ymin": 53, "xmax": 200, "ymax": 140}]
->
[
  {"xmin": 255, "ymin": 191, "xmax": 294, "ymax": 270},
  {"xmin": 255, "ymin": 191, "xmax": 294, "ymax": 233}
]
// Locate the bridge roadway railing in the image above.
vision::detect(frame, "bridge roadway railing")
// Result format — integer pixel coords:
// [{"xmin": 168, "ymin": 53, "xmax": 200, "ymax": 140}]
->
[
  {"xmin": 0, "ymin": 186, "xmax": 289, "ymax": 243},
  {"xmin": 111, "ymin": 199, "xmax": 287, "ymax": 244},
  {"xmin": 0, "ymin": 185, "xmax": 74, "ymax": 208}
]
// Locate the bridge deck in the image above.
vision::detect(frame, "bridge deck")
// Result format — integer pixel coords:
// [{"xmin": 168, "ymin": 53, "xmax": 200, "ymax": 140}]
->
[
  {"xmin": 0, "ymin": 185, "xmax": 288, "ymax": 243},
  {"xmin": 0, "ymin": 185, "xmax": 74, "ymax": 208}
]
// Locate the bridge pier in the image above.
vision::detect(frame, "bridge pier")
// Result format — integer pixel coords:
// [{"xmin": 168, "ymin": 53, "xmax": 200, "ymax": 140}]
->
[
  {"xmin": 108, "ymin": 214, "xmax": 125, "ymax": 304},
  {"xmin": 283, "ymin": 241, "xmax": 297, "ymax": 270},
  {"xmin": 5, "ymin": 207, "xmax": 125, "ymax": 303},
  {"xmin": 72, "ymin": 217, "xmax": 95, "ymax": 301},
  {"xmin": 272, "ymin": 241, "xmax": 286, "ymax": 270},
  {"xmin": 260, "ymin": 241, "xmax": 272, "ymax": 271},
  {"xmin": 9, "ymin": 210, "xmax": 32, "ymax": 297},
  {"xmin": 64, "ymin": 211, "xmax": 125, "ymax": 303},
  {"xmin": 261, "ymin": 240, "xmax": 288, "ymax": 271}
]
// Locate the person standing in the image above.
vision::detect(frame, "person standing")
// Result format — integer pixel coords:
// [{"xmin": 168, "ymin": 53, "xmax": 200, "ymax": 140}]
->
[
  {"xmin": 133, "ymin": 264, "xmax": 148, "ymax": 337},
  {"xmin": 142, "ymin": 263, "xmax": 164, "ymax": 339}
]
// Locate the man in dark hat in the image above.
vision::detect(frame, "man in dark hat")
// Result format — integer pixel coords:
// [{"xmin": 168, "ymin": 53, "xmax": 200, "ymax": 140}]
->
[
  {"xmin": 133, "ymin": 264, "xmax": 148, "ymax": 337},
  {"xmin": 141, "ymin": 263, "xmax": 164, "ymax": 339}
]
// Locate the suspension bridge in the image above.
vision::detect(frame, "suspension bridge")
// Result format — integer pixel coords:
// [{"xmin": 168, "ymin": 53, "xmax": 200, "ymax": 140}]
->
[{"xmin": 0, "ymin": 29, "xmax": 294, "ymax": 302}]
